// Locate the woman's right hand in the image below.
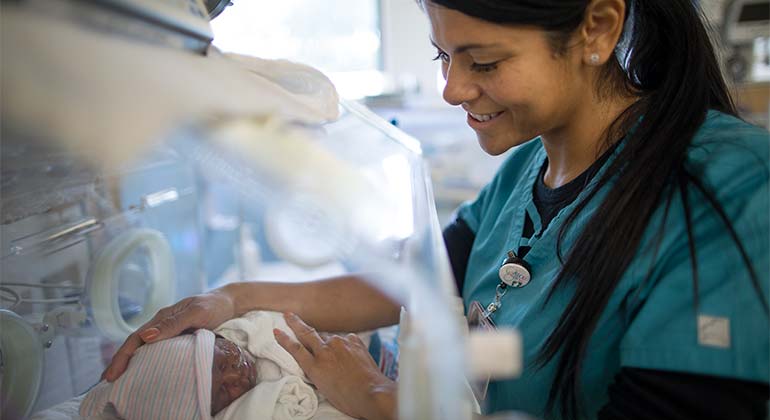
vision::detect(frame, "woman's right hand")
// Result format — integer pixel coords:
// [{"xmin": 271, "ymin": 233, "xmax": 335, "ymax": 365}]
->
[{"xmin": 101, "ymin": 287, "xmax": 236, "ymax": 382}]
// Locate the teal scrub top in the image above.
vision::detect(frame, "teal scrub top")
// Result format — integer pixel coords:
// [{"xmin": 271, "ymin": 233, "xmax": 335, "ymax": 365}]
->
[{"xmin": 457, "ymin": 110, "xmax": 769, "ymax": 419}]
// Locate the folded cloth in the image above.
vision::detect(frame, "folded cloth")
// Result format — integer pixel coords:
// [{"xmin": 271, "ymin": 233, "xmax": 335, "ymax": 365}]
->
[
  {"xmin": 215, "ymin": 310, "xmax": 307, "ymax": 381},
  {"xmin": 213, "ymin": 311, "xmax": 318, "ymax": 419},
  {"xmin": 214, "ymin": 375, "xmax": 317, "ymax": 420},
  {"xmin": 80, "ymin": 329, "xmax": 215, "ymax": 420}
]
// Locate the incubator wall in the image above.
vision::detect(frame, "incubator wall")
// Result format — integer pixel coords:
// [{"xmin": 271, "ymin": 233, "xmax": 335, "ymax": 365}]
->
[
  {"xmin": 0, "ymin": 2, "xmax": 468, "ymax": 419},
  {"xmin": 1, "ymin": 131, "xmax": 204, "ymax": 416}
]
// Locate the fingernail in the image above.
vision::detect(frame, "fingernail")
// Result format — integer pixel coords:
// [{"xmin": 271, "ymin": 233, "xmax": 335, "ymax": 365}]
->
[
  {"xmin": 140, "ymin": 328, "xmax": 159, "ymax": 342},
  {"xmin": 273, "ymin": 328, "xmax": 283, "ymax": 337}
]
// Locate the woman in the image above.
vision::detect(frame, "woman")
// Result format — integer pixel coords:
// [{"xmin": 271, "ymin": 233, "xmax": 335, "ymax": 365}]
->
[{"xmin": 104, "ymin": 0, "xmax": 769, "ymax": 418}]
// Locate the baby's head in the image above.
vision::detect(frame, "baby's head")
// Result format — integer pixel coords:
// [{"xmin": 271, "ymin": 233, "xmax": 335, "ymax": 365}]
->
[
  {"xmin": 81, "ymin": 330, "xmax": 257, "ymax": 420},
  {"xmin": 211, "ymin": 334, "xmax": 258, "ymax": 414}
]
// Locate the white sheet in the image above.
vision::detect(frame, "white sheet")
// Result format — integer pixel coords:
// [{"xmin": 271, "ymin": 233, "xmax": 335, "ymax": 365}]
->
[
  {"xmin": 31, "ymin": 394, "xmax": 355, "ymax": 420},
  {"xmin": 212, "ymin": 311, "xmax": 356, "ymax": 420},
  {"xmin": 213, "ymin": 376, "xmax": 317, "ymax": 420}
]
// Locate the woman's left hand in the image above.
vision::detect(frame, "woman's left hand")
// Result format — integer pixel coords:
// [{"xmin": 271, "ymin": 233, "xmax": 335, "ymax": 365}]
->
[{"xmin": 275, "ymin": 312, "xmax": 397, "ymax": 420}]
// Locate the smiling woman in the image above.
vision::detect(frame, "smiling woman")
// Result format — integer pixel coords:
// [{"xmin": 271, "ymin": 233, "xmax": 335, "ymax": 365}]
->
[
  {"xmin": 425, "ymin": 5, "xmax": 631, "ymax": 160},
  {"xmin": 426, "ymin": 0, "xmax": 769, "ymax": 419}
]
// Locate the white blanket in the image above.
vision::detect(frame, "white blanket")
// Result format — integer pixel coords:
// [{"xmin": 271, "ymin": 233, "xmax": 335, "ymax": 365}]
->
[
  {"xmin": 213, "ymin": 376, "xmax": 316, "ymax": 420},
  {"xmin": 32, "ymin": 392, "xmax": 354, "ymax": 420},
  {"xmin": 213, "ymin": 311, "xmax": 355, "ymax": 420},
  {"xmin": 215, "ymin": 311, "xmax": 308, "ymax": 382}
]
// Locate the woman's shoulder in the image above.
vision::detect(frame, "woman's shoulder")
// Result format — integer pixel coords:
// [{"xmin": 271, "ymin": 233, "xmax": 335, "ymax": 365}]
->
[
  {"xmin": 691, "ymin": 110, "xmax": 769, "ymax": 155},
  {"xmin": 687, "ymin": 110, "xmax": 769, "ymax": 188}
]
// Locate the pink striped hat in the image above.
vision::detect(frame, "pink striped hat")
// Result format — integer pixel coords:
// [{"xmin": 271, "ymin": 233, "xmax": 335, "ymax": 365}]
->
[{"xmin": 81, "ymin": 329, "xmax": 215, "ymax": 420}]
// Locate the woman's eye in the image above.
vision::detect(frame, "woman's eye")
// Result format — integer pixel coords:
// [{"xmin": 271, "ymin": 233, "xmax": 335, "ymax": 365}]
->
[
  {"xmin": 471, "ymin": 62, "xmax": 498, "ymax": 73},
  {"xmin": 432, "ymin": 50, "xmax": 449, "ymax": 63}
]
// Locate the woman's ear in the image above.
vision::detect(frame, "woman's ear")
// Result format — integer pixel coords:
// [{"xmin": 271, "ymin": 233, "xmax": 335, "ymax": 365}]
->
[{"xmin": 581, "ymin": 0, "xmax": 626, "ymax": 66}]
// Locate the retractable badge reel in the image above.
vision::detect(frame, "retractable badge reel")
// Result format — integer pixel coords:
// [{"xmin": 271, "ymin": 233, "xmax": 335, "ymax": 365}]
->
[
  {"xmin": 483, "ymin": 251, "xmax": 532, "ymax": 317},
  {"xmin": 499, "ymin": 250, "xmax": 531, "ymax": 288},
  {"xmin": 466, "ymin": 251, "xmax": 532, "ymax": 402}
]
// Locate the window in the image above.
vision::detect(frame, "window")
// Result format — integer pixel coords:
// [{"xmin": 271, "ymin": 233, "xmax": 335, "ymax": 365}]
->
[{"xmin": 211, "ymin": 1, "xmax": 383, "ymax": 99}]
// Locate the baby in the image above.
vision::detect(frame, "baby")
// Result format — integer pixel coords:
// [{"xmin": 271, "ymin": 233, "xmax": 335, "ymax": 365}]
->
[
  {"xmin": 211, "ymin": 333, "xmax": 259, "ymax": 414},
  {"xmin": 80, "ymin": 329, "xmax": 258, "ymax": 419}
]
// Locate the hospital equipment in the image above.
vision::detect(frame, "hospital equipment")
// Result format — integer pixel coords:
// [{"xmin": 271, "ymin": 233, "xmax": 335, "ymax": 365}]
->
[
  {"xmin": 1, "ymin": 1, "xmax": 524, "ymax": 419},
  {"xmin": 722, "ymin": 0, "xmax": 770, "ymax": 81}
]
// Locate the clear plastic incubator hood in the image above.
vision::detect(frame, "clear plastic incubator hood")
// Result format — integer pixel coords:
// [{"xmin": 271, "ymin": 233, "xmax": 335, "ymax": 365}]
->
[{"xmin": 0, "ymin": 1, "xmax": 484, "ymax": 419}]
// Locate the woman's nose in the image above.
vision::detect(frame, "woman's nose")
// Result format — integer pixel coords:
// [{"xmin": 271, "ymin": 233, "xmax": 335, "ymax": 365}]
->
[{"xmin": 442, "ymin": 63, "xmax": 480, "ymax": 106}]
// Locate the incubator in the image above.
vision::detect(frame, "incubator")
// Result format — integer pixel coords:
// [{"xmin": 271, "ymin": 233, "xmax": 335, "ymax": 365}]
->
[{"xmin": 1, "ymin": 1, "xmax": 521, "ymax": 419}]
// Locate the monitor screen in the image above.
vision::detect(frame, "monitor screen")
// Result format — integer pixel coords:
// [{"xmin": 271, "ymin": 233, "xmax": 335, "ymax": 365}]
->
[{"xmin": 738, "ymin": 3, "xmax": 770, "ymax": 22}]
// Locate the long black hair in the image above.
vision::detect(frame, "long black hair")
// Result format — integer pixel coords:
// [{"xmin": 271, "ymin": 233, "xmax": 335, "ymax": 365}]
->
[{"xmin": 422, "ymin": 0, "xmax": 768, "ymax": 418}]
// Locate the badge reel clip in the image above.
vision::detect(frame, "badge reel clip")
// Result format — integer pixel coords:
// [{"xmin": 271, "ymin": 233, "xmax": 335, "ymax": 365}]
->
[{"xmin": 466, "ymin": 250, "xmax": 531, "ymax": 402}]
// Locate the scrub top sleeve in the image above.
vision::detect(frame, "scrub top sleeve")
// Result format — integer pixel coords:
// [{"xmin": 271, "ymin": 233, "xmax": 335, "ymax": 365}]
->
[
  {"xmin": 619, "ymin": 144, "xmax": 769, "ymax": 384},
  {"xmin": 443, "ymin": 217, "xmax": 475, "ymax": 294}
]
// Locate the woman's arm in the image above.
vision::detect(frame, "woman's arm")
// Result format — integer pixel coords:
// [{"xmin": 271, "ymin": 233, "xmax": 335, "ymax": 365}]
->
[
  {"xmin": 224, "ymin": 275, "xmax": 402, "ymax": 332},
  {"xmin": 598, "ymin": 367, "xmax": 769, "ymax": 420},
  {"xmin": 103, "ymin": 275, "xmax": 401, "ymax": 381}
]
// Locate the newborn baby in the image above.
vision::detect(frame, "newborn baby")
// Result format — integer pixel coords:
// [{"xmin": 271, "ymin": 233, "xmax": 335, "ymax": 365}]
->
[
  {"xmin": 211, "ymin": 334, "xmax": 259, "ymax": 414},
  {"xmin": 80, "ymin": 329, "xmax": 258, "ymax": 419}
]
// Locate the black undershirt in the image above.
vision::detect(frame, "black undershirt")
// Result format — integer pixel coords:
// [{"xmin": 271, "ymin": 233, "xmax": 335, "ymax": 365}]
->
[
  {"xmin": 441, "ymin": 152, "xmax": 769, "ymax": 419},
  {"xmin": 521, "ymin": 149, "xmax": 612, "ymax": 258}
]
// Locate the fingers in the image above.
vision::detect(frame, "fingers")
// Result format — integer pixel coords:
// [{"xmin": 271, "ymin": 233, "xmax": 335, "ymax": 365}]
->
[
  {"xmin": 102, "ymin": 332, "xmax": 144, "ymax": 382},
  {"xmin": 138, "ymin": 298, "xmax": 200, "ymax": 343},
  {"xmin": 144, "ymin": 312, "xmax": 185, "ymax": 342},
  {"xmin": 346, "ymin": 333, "xmax": 366, "ymax": 348},
  {"xmin": 313, "ymin": 331, "xmax": 365, "ymax": 349},
  {"xmin": 274, "ymin": 327, "xmax": 314, "ymax": 369},
  {"xmin": 283, "ymin": 312, "xmax": 325, "ymax": 354},
  {"xmin": 102, "ymin": 299, "xmax": 195, "ymax": 382}
]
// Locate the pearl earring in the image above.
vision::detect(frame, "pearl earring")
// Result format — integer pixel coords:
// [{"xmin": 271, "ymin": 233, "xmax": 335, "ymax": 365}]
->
[{"xmin": 589, "ymin": 53, "xmax": 600, "ymax": 64}]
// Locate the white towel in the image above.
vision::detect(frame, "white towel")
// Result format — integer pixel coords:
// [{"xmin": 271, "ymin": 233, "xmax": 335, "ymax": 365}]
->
[
  {"xmin": 213, "ymin": 375, "xmax": 317, "ymax": 420},
  {"xmin": 215, "ymin": 311, "xmax": 307, "ymax": 381},
  {"xmin": 213, "ymin": 311, "xmax": 317, "ymax": 420}
]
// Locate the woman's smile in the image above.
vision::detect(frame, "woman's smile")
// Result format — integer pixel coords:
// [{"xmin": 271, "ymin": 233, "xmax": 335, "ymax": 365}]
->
[{"xmin": 466, "ymin": 109, "xmax": 506, "ymax": 129}]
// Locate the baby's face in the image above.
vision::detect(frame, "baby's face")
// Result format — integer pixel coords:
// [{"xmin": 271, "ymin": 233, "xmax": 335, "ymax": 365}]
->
[{"xmin": 211, "ymin": 336, "xmax": 258, "ymax": 415}]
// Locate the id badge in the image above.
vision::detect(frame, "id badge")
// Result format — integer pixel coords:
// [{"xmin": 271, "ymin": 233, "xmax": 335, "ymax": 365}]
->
[{"xmin": 466, "ymin": 300, "xmax": 495, "ymax": 402}]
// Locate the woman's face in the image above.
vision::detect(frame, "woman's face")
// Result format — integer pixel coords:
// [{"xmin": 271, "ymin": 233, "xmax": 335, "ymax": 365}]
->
[
  {"xmin": 426, "ymin": 3, "xmax": 589, "ymax": 155},
  {"xmin": 211, "ymin": 337, "xmax": 258, "ymax": 415}
]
